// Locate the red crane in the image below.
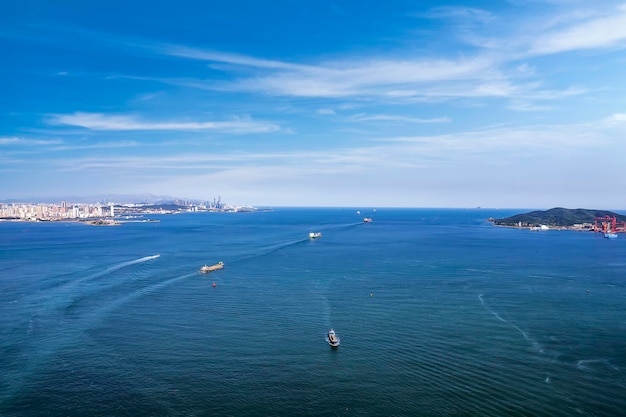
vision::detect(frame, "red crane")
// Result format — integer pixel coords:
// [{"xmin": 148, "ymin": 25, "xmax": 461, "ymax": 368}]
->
[{"xmin": 595, "ymin": 216, "xmax": 625, "ymax": 233}]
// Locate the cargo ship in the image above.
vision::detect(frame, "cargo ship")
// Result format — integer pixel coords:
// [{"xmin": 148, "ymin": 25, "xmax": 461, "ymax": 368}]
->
[{"xmin": 200, "ymin": 261, "xmax": 224, "ymax": 273}]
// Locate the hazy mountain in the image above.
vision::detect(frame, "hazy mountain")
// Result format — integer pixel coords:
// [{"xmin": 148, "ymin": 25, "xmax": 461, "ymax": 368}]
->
[{"xmin": 0, "ymin": 194, "xmax": 203, "ymax": 205}]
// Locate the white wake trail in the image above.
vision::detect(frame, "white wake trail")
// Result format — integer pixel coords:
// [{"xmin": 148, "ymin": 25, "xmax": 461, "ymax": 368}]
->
[{"xmin": 479, "ymin": 294, "xmax": 544, "ymax": 353}]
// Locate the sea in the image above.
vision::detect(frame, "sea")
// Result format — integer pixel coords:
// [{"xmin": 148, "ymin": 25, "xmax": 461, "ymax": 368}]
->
[{"xmin": 1, "ymin": 208, "xmax": 625, "ymax": 417}]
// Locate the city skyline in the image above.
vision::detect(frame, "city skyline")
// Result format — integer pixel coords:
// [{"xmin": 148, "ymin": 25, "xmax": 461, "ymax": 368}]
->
[
  {"xmin": 2, "ymin": 1, "xmax": 626, "ymax": 209},
  {"xmin": 0, "ymin": 196, "xmax": 239, "ymax": 220}
]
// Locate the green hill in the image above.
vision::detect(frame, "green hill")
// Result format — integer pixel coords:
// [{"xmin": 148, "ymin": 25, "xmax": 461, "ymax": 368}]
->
[{"xmin": 491, "ymin": 208, "xmax": 626, "ymax": 227}]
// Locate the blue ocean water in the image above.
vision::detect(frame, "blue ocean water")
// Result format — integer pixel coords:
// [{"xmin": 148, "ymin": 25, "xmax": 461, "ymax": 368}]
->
[{"xmin": 1, "ymin": 208, "xmax": 625, "ymax": 416}]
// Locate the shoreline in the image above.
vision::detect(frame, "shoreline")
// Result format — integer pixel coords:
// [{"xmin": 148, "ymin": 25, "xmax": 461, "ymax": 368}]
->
[
  {"xmin": 0, "ymin": 218, "xmax": 160, "ymax": 225},
  {"xmin": 488, "ymin": 219, "xmax": 613, "ymax": 233}
]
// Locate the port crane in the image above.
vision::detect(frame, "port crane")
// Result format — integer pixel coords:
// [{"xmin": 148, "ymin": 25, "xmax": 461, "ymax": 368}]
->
[{"xmin": 594, "ymin": 216, "xmax": 625, "ymax": 234}]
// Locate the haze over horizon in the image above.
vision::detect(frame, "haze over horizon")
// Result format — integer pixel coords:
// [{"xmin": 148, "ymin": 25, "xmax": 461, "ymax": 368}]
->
[{"xmin": 2, "ymin": 1, "xmax": 626, "ymax": 209}]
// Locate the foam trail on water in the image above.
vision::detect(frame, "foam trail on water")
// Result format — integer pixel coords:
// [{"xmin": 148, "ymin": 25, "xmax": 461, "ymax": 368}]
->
[
  {"xmin": 310, "ymin": 277, "xmax": 332, "ymax": 329},
  {"xmin": 0, "ymin": 270, "xmax": 192, "ymax": 407},
  {"xmin": 64, "ymin": 254, "xmax": 161, "ymax": 289},
  {"xmin": 22, "ymin": 254, "xmax": 162, "ymax": 303},
  {"xmin": 327, "ymin": 222, "xmax": 363, "ymax": 231},
  {"xmin": 21, "ymin": 254, "xmax": 162, "ymax": 317},
  {"xmin": 235, "ymin": 222, "xmax": 361, "ymax": 263},
  {"xmin": 237, "ymin": 239, "xmax": 309, "ymax": 262},
  {"xmin": 101, "ymin": 272, "xmax": 196, "ymax": 315},
  {"xmin": 479, "ymin": 294, "xmax": 544, "ymax": 353},
  {"xmin": 575, "ymin": 359, "xmax": 620, "ymax": 371}
]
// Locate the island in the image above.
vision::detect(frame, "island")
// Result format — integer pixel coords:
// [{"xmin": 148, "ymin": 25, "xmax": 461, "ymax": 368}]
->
[
  {"xmin": 489, "ymin": 207, "xmax": 626, "ymax": 233},
  {"xmin": 87, "ymin": 219, "xmax": 121, "ymax": 226}
]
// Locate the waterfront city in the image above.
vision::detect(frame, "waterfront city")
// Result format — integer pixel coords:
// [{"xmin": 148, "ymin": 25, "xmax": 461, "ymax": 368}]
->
[{"xmin": 0, "ymin": 198, "xmax": 257, "ymax": 221}]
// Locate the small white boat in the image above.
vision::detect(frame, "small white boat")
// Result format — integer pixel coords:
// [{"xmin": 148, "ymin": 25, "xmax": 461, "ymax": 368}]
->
[
  {"xmin": 326, "ymin": 329, "xmax": 340, "ymax": 347},
  {"xmin": 363, "ymin": 218, "xmax": 372, "ymax": 223},
  {"xmin": 309, "ymin": 232, "xmax": 322, "ymax": 239}
]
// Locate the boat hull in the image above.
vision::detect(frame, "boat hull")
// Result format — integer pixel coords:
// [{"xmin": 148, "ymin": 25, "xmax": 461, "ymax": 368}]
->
[
  {"xmin": 326, "ymin": 329, "xmax": 340, "ymax": 347},
  {"xmin": 200, "ymin": 261, "xmax": 224, "ymax": 273}
]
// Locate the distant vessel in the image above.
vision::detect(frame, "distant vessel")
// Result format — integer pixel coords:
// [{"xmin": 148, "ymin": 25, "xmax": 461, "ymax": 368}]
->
[
  {"xmin": 326, "ymin": 329, "xmax": 340, "ymax": 347},
  {"xmin": 605, "ymin": 233, "xmax": 618, "ymax": 239},
  {"xmin": 309, "ymin": 232, "xmax": 322, "ymax": 239},
  {"xmin": 200, "ymin": 261, "xmax": 224, "ymax": 273},
  {"xmin": 363, "ymin": 218, "xmax": 372, "ymax": 223}
]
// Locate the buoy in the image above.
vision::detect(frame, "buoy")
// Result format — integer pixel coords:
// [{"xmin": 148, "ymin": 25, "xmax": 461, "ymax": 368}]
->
[{"xmin": 212, "ymin": 282, "xmax": 217, "ymax": 287}]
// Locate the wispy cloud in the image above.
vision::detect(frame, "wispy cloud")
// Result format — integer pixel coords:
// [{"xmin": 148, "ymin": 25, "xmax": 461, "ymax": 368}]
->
[
  {"xmin": 380, "ymin": 121, "xmax": 610, "ymax": 155},
  {"xmin": 0, "ymin": 137, "xmax": 25, "ymax": 145},
  {"xmin": 152, "ymin": 40, "xmax": 504, "ymax": 99},
  {"xmin": 0, "ymin": 137, "xmax": 62, "ymax": 146},
  {"xmin": 529, "ymin": 5, "xmax": 626, "ymax": 55},
  {"xmin": 348, "ymin": 114, "xmax": 451, "ymax": 124},
  {"xmin": 49, "ymin": 141, "xmax": 141, "ymax": 151},
  {"xmin": 49, "ymin": 117, "xmax": 617, "ymax": 174},
  {"xmin": 417, "ymin": 6, "xmax": 495, "ymax": 24},
  {"xmin": 605, "ymin": 113, "xmax": 626, "ymax": 123},
  {"xmin": 158, "ymin": 44, "xmax": 305, "ymax": 71},
  {"xmin": 47, "ymin": 112, "xmax": 280, "ymax": 133},
  {"xmin": 27, "ymin": 12, "xmax": 609, "ymax": 106},
  {"xmin": 222, "ymin": 56, "xmax": 498, "ymax": 98},
  {"xmin": 506, "ymin": 101, "xmax": 553, "ymax": 112},
  {"xmin": 146, "ymin": 34, "xmax": 590, "ymax": 105}
]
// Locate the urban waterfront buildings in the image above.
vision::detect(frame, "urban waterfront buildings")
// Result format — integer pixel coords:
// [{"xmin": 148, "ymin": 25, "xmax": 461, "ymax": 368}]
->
[
  {"xmin": 0, "ymin": 202, "xmax": 108, "ymax": 220},
  {"xmin": 0, "ymin": 198, "xmax": 258, "ymax": 221}
]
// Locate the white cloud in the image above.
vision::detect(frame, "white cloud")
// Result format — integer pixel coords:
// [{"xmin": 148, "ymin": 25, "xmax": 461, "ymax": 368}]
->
[
  {"xmin": 605, "ymin": 113, "xmax": 626, "ymax": 122},
  {"xmin": 419, "ymin": 6, "xmax": 496, "ymax": 24},
  {"xmin": 507, "ymin": 101, "xmax": 553, "ymax": 112},
  {"xmin": 107, "ymin": 7, "xmax": 618, "ymax": 107},
  {"xmin": 529, "ymin": 5, "xmax": 626, "ymax": 55},
  {"xmin": 49, "ymin": 141, "xmax": 141, "ymax": 151},
  {"xmin": 152, "ymin": 40, "xmax": 509, "ymax": 100},
  {"xmin": 348, "ymin": 114, "xmax": 451, "ymax": 124},
  {"xmin": 160, "ymin": 44, "xmax": 306, "ymax": 71},
  {"xmin": 227, "ymin": 57, "xmax": 497, "ymax": 98},
  {"xmin": 0, "ymin": 137, "xmax": 21, "ymax": 145},
  {"xmin": 48, "ymin": 118, "xmax": 613, "ymax": 176},
  {"xmin": 381, "ymin": 122, "xmax": 607, "ymax": 155},
  {"xmin": 47, "ymin": 112, "xmax": 280, "ymax": 133},
  {"xmin": 0, "ymin": 137, "xmax": 62, "ymax": 146}
]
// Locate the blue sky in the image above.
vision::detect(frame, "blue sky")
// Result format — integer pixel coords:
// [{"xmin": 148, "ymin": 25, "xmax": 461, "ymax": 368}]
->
[{"xmin": 2, "ymin": 0, "xmax": 626, "ymax": 208}]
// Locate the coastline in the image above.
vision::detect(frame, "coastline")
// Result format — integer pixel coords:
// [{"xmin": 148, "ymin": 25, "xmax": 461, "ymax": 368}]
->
[
  {"xmin": 0, "ymin": 218, "xmax": 160, "ymax": 225},
  {"xmin": 487, "ymin": 218, "xmax": 613, "ymax": 234}
]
